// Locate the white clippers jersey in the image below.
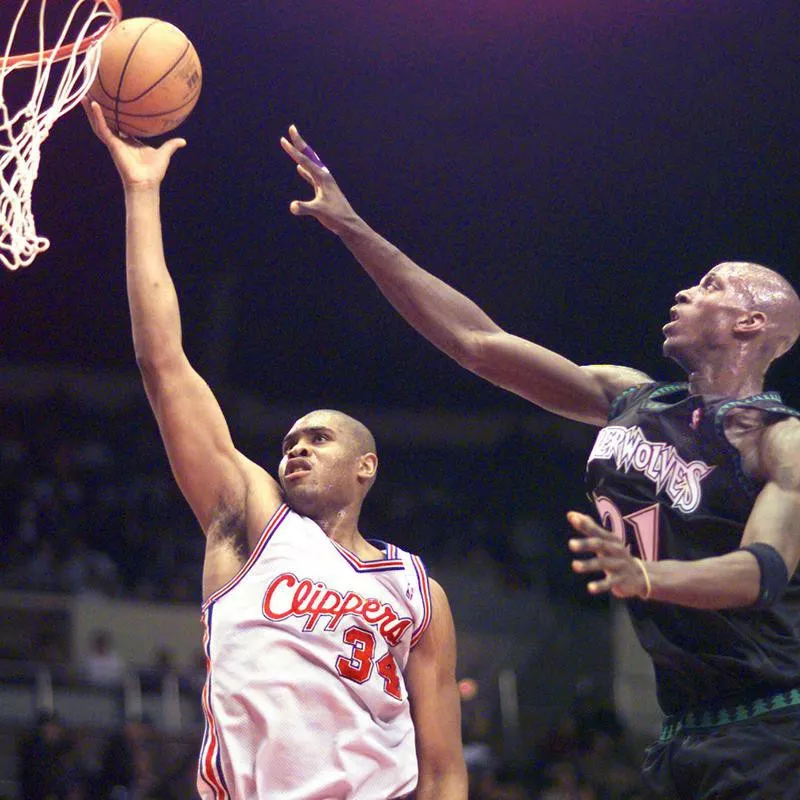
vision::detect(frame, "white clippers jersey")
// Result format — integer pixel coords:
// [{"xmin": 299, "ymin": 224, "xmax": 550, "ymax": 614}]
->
[{"xmin": 197, "ymin": 504, "xmax": 432, "ymax": 800}]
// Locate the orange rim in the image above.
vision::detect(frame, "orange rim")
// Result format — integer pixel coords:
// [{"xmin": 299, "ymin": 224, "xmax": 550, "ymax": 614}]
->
[{"xmin": 2, "ymin": 0, "xmax": 122, "ymax": 67}]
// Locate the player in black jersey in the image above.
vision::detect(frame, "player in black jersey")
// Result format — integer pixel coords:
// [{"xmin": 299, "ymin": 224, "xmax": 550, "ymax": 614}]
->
[{"xmin": 282, "ymin": 127, "xmax": 800, "ymax": 800}]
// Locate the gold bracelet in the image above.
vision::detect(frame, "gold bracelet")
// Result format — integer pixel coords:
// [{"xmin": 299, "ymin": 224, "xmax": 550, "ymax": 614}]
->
[{"xmin": 634, "ymin": 558, "xmax": 652, "ymax": 600}]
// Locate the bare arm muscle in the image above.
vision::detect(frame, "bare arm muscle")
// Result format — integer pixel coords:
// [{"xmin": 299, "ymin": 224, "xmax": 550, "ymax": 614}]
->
[
  {"xmin": 405, "ymin": 579, "xmax": 467, "ymax": 800},
  {"xmin": 339, "ymin": 219, "xmax": 651, "ymax": 425},
  {"xmin": 125, "ymin": 187, "xmax": 281, "ymax": 534}
]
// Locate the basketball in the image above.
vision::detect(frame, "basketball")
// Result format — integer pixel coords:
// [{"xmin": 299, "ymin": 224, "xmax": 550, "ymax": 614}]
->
[{"xmin": 87, "ymin": 17, "xmax": 202, "ymax": 138}]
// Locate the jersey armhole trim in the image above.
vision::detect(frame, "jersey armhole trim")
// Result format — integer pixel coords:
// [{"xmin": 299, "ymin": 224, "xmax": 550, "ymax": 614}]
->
[
  {"xmin": 409, "ymin": 554, "xmax": 432, "ymax": 648},
  {"xmin": 608, "ymin": 382, "xmax": 655, "ymax": 421}
]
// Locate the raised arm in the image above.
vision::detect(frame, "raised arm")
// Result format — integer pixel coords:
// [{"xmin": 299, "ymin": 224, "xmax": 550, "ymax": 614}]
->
[
  {"xmin": 568, "ymin": 416, "xmax": 800, "ymax": 609},
  {"xmin": 405, "ymin": 579, "xmax": 467, "ymax": 800},
  {"xmin": 281, "ymin": 126, "xmax": 651, "ymax": 426},
  {"xmin": 85, "ymin": 101, "xmax": 280, "ymax": 536}
]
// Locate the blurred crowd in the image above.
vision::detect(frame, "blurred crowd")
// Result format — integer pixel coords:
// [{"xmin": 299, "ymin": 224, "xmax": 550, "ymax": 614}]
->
[
  {"xmin": 14, "ymin": 710, "xmax": 198, "ymax": 800},
  {"xmin": 461, "ymin": 699, "xmax": 649, "ymax": 800},
  {"xmin": 0, "ymin": 394, "xmax": 203, "ymax": 604}
]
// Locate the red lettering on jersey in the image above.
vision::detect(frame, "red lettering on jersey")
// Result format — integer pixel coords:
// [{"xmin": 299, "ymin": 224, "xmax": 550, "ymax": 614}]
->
[
  {"xmin": 262, "ymin": 573, "xmax": 413, "ymax": 646},
  {"xmin": 325, "ymin": 591, "xmax": 364, "ymax": 629},
  {"xmin": 262, "ymin": 573, "xmax": 296, "ymax": 619},
  {"xmin": 361, "ymin": 599, "xmax": 382, "ymax": 622}
]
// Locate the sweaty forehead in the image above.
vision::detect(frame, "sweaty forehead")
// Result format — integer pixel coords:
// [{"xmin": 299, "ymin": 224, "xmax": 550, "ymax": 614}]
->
[
  {"xmin": 703, "ymin": 263, "xmax": 754, "ymax": 293},
  {"xmin": 706, "ymin": 262, "xmax": 741, "ymax": 279},
  {"xmin": 291, "ymin": 410, "xmax": 344, "ymax": 432},
  {"xmin": 284, "ymin": 412, "xmax": 354, "ymax": 446},
  {"xmin": 284, "ymin": 409, "xmax": 375, "ymax": 454}
]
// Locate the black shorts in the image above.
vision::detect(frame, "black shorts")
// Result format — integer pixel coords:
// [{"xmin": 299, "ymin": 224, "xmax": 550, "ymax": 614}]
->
[{"xmin": 642, "ymin": 704, "xmax": 800, "ymax": 799}]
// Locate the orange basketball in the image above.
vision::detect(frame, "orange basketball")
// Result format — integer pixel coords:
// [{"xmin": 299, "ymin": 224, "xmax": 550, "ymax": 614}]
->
[{"xmin": 87, "ymin": 17, "xmax": 202, "ymax": 138}]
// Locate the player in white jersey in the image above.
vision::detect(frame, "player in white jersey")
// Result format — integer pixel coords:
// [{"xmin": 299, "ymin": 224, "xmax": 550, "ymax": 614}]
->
[
  {"xmin": 83, "ymin": 100, "xmax": 468, "ymax": 800},
  {"xmin": 200, "ymin": 503, "xmax": 433, "ymax": 798}
]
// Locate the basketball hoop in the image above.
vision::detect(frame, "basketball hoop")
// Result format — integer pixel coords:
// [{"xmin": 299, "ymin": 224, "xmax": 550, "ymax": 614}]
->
[{"xmin": 0, "ymin": 0, "xmax": 122, "ymax": 271}]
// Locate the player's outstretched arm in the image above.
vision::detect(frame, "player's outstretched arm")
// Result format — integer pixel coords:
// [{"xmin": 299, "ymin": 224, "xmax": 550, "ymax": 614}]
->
[
  {"xmin": 405, "ymin": 580, "xmax": 468, "ymax": 800},
  {"xmin": 281, "ymin": 126, "xmax": 650, "ymax": 426},
  {"xmin": 569, "ymin": 418, "xmax": 800, "ymax": 608},
  {"xmin": 85, "ymin": 101, "xmax": 280, "ymax": 534}
]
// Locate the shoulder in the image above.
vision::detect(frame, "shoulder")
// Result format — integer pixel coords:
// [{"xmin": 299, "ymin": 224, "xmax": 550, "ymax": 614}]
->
[
  {"xmin": 428, "ymin": 577, "xmax": 449, "ymax": 603},
  {"xmin": 409, "ymin": 578, "xmax": 457, "ymax": 661},
  {"xmin": 759, "ymin": 416, "xmax": 800, "ymax": 489},
  {"xmin": 580, "ymin": 365, "xmax": 654, "ymax": 406},
  {"xmin": 426, "ymin": 579, "xmax": 455, "ymax": 637}
]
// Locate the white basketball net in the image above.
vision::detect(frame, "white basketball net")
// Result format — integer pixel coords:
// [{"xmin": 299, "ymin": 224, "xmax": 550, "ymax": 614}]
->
[{"xmin": 0, "ymin": 0, "xmax": 120, "ymax": 271}]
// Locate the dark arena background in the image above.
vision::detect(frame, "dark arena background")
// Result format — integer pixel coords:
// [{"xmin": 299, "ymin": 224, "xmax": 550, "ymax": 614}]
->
[{"xmin": 0, "ymin": 1, "xmax": 798, "ymax": 797}]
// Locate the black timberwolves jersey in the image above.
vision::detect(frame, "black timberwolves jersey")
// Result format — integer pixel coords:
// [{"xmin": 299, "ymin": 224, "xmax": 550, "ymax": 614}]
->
[{"xmin": 586, "ymin": 381, "xmax": 800, "ymax": 714}]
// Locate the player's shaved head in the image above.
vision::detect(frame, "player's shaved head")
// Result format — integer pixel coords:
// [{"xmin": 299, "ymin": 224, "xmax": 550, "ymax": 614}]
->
[
  {"xmin": 720, "ymin": 262, "xmax": 800, "ymax": 360},
  {"xmin": 324, "ymin": 409, "xmax": 377, "ymax": 456}
]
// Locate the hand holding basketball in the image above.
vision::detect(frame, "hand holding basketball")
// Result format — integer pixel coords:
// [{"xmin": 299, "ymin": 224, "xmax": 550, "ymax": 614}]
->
[
  {"xmin": 83, "ymin": 98, "xmax": 186, "ymax": 188},
  {"xmin": 281, "ymin": 125, "xmax": 358, "ymax": 236},
  {"xmin": 87, "ymin": 17, "xmax": 202, "ymax": 138}
]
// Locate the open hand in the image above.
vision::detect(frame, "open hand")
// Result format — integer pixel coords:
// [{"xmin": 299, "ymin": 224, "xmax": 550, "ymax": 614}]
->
[
  {"xmin": 280, "ymin": 125, "xmax": 358, "ymax": 236},
  {"xmin": 82, "ymin": 98, "xmax": 186, "ymax": 189},
  {"xmin": 567, "ymin": 511, "xmax": 650, "ymax": 599}
]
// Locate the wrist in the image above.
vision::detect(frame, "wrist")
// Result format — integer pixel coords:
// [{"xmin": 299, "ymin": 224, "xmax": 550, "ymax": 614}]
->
[
  {"xmin": 337, "ymin": 212, "xmax": 370, "ymax": 242},
  {"xmin": 124, "ymin": 180, "xmax": 162, "ymax": 194},
  {"xmin": 634, "ymin": 558, "xmax": 652, "ymax": 600}
]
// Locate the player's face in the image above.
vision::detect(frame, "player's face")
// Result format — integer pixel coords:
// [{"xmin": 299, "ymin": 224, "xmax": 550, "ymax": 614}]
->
[
  {"xmin": 662, "ymin": 263, "xmax": 753, "ymax": 365},
  {"xmin": 278, "ymin": 412, "xmax": 364, "ymax": 516}
]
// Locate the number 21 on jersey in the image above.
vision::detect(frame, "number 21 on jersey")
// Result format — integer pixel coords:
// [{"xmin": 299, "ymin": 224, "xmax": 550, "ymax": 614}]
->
[{"xmin": 593, "ymin": 495, "xmax": 661, "ymax": 562}]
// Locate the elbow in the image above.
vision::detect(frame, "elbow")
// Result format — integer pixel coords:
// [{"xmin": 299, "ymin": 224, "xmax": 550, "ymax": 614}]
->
[
  {"xmin": 134, "ymin": 351, "xmax": 154, "ymax": 376},
  {"xmin": 452, "ymin": 331, "xmax": 513, "ymax": 390},
  {"xmin": 449, "ymin": 330, "xmax": 493, "ymax": 374},
  {"xmin": 134, "ymin": 354, "xmax": 163, "ymax": 401},
  {"xmin": 134, "ymin": 347, "xmax": 185, "ymax": 391},
  {"xmin": 133, "ymin": 332, "xmax": 184, "ymax": 374},
  {"xmin": 134, "ymin": 351, "xmax": 165, "ymax": 382}
]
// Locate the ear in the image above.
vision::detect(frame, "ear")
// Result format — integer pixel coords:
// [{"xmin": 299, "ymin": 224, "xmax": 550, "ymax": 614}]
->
[
  {"xmin": 734, "ymin": 310, "xmax": 766, "ymax": 334},
  {"xmin": 357, "ymin": 452, "xmax": 378, "ymax": 482}
]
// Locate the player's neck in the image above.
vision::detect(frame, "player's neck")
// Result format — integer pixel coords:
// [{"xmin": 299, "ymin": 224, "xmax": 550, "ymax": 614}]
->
[
  {"xmin": 686, "ymin": 361, "xmax": 765, "ymax": 399},
  {"xmin": 313, "ymin": 507, "xmax": 378, "ymax": 559},
  {"xmin": 683, "ymin": 338, "xmax": 770, "ymax": 399}
]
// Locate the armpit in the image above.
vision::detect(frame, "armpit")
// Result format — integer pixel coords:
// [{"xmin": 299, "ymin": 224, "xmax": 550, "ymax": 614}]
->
[{"xmin": 206, "ymin": 498, "xmax": 249, "ymax": 558}]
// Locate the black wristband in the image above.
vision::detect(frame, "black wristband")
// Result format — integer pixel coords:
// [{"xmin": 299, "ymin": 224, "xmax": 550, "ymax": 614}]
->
[{"xmin": 740, "ymin": 542, "xmax": 789, "ymax": 609}]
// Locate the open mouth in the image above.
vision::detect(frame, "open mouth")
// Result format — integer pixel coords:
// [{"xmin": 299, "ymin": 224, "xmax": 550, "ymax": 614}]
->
[
  {"xmin": 285, "ymin": 459, "xmax": 311, "ymax": 477},
  {"xmin": 662, "ymin": 308, "xmax": 681, "ymax": 333}
]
